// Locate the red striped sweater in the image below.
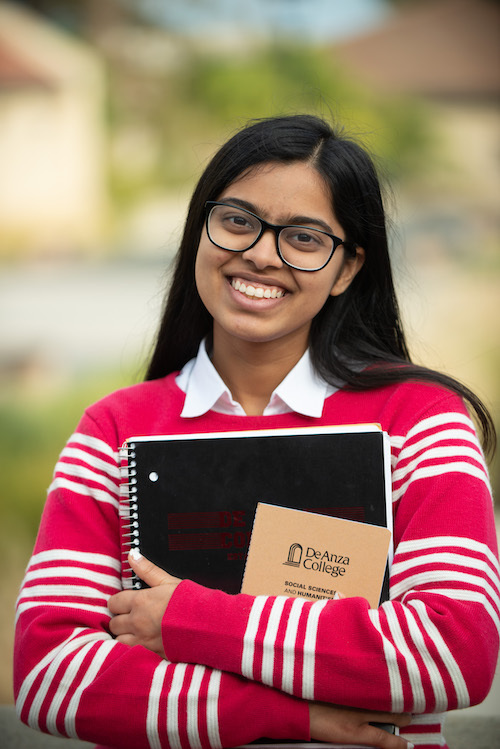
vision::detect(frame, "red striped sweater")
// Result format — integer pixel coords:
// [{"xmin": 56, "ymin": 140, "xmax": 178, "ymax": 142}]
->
[{"xmin": 14, "ymin": 373, "xmax": 500, "ymax": 749}]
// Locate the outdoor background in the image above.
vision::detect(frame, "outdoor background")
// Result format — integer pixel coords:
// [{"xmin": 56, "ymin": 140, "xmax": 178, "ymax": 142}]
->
[{"xmin": 1, "ymin": 0, "xmax": 499, "ymax": 726}]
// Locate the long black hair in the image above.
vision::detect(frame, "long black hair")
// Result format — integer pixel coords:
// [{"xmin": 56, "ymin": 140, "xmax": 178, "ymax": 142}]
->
[{"xmin": 145, "ymin": 114, "xmax": 495, "ymax": 456}]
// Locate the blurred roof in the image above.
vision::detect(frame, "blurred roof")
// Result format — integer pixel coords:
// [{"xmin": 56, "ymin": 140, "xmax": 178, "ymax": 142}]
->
[
  {"xmin": 333, "ymin": 0, "xmax": 500, "ymax": 99},
  {"xmin": 0, "ymin": 37, "xmax": 54, "ymax": 88},
  {"xmin": 0, "ymin": 2, "xmax": 103, "ymax": 90}
]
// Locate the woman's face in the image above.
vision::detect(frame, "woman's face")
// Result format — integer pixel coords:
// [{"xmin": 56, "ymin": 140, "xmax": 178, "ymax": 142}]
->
[{"xmin": 195, "ymin": 161, "xmax": 364, "ymax": 359}]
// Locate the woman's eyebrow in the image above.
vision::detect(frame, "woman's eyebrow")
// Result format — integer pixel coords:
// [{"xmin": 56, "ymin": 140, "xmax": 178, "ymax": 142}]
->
[
  {"xmin": 219, "ymin": 196, "xmax": 334, "ymax": 234},
  {"xmin": 220, "ymin": 196, "xmax": 257, "ymax": 213}
]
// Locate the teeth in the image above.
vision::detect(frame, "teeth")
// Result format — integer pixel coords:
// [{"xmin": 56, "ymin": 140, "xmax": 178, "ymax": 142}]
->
[{"xmin": 231, "ymin": 278, "xmax": 284, "ymax": 299}]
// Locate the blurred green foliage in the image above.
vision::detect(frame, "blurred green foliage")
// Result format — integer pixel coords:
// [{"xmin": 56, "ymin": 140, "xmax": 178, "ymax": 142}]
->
[
  {"xmin": 108, "ymin": 44, "xmax": 436, "ymax": 207},
  {"xmin": 0, "ymin": 372, "xmax": 132, "ymax": 547},
  {"xmin": 181, "ymin": 46, "xmax": 433, "ymax": 171}
]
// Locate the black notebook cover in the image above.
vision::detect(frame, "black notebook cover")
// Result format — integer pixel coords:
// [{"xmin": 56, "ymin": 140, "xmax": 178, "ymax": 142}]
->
[{"xmin": 120, "ymin": 425, "xmax": 392, "ymax": 599}]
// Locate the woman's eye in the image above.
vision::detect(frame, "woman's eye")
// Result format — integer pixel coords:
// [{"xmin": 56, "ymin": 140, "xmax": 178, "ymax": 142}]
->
[
  {"xmin": 291, "ymin": 230, "xmax": 321, "ymax": 246},
  {"xmin": 229, "ymin": 215, "xmax": 250, "ymax": 227},
  {"xmin": 296, "ymin": 232, "xmax": 315, "ymax": 243},
  {"xmin": 283, "ymin": 227, "xmax": 330, "ymax": 252},
  {"xmin": 222, "ymin": 213, "xmax": 254, "ymax": 231}
]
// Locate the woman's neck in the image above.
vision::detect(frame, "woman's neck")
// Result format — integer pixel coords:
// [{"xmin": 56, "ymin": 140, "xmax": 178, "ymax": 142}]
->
[{"xmin": 210, "ymin": 333, "xmax": 308, "ymax": 416}]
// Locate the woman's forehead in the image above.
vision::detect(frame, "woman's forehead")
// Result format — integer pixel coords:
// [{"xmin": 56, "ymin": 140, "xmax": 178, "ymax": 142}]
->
[{"xmin": 220, "ymin": 161, "xmax": 332, "ymax": 203}]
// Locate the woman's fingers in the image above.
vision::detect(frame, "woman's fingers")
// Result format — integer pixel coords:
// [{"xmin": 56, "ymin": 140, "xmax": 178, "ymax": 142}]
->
[
  {"xmin": 309, "ymin": 702, "xmax": 413, "ymax": 748},
  {"xmin": 129, "ymin": 550, "xmax": 170, "ymax": 586},
  {"xmin": 108, "ymin": 590, "xmax": 134, "ymax": 615},
  {"xmin": 108, "ymin": 611, "xmax": 130, "ymax": 637},
  {"xmin": 370, "ymin": 712, "xmax": 412, "ymax": 729}
]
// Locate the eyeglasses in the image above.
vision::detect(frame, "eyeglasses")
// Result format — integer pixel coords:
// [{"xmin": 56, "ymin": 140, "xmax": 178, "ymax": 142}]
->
[{"xmin": 205, "ymin": 201, "xmax": 351, "ymax": 272}]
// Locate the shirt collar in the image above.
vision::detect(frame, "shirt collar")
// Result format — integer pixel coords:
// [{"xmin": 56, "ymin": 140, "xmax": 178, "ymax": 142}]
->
[{"xmin": 176, "ymin": 338, "xmax": 336, "ymax": 418}]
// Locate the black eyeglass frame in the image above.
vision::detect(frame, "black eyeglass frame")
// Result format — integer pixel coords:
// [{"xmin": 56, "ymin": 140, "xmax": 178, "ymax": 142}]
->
[{"xmin": 204, "ymin": 201, "xmax": 353, "ymax": 272}]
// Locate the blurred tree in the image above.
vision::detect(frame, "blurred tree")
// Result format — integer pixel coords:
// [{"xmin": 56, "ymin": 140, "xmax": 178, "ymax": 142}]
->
[{"xmin": 7, "ymin": 1, "xmax": 436, "ymax": 212}]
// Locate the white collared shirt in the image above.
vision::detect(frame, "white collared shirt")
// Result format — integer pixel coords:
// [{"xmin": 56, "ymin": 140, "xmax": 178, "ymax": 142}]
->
[{"xmin": 176, "ymin": 339, "xmax": 337, "ymax": 418}]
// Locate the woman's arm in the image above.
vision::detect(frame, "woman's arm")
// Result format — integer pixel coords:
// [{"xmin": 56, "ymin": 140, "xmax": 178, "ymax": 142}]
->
[
  {"xmin": 158, "ymin": 396, "xmax": 500, "ymax": 715},
  {"xmin": 109, "ymin": 556, "xmax": 414, "ymax": 748},
  {"xmin": 13, "ymin": 420, "xmax": 309, "ymax": 748}
]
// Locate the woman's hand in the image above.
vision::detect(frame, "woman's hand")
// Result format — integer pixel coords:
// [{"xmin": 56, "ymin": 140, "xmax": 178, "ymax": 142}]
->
[
  {"xmin": 108, "ymin": 552, "xmax": 182, "ymax": 658},
  {"xmin": 309, "ymin": 702, "xmax": 413, "ymax": 748}
]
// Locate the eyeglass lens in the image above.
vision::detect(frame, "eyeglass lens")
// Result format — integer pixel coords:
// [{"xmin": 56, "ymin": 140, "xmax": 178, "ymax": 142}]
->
[{"xmin": 208, "ymin": 204, "xmax": 335, "ymax": 271}]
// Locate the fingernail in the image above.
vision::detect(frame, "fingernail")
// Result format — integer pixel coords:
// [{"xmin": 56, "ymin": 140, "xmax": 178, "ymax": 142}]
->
[{"xmin": 130, "ymin": 548, "xmax": 142, "ymax": 561}]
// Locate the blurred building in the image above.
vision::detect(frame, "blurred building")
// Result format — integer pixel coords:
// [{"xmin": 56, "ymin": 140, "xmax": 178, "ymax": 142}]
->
[
  {"xmin": 0, "ymin": 1, "xmax": 107, "ymax": 257},
  {"xmin": 332, "ymin": 0, "xmax": 500, "ymax": 212}
]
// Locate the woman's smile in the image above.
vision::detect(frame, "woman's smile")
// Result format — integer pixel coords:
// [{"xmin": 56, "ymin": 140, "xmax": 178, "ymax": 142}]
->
[{"xmin": 230, "ymin": 277, "xmax": 286, "ymax": 299}]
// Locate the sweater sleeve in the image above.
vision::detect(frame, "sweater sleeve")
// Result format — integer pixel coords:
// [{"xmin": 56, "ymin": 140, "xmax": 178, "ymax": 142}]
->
[
  {"xmin": 13, "ymin": 411, "xmax": 309, "ymax": 749},
  {"xmin": 162, "ymin": 394, "xmax": 500, "ymax": 716}
]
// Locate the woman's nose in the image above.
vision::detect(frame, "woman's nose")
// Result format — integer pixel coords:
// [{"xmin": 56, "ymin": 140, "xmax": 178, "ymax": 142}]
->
[{"xmin": 241, "ymin": 229, "xmax": 284, "ymax": 269}]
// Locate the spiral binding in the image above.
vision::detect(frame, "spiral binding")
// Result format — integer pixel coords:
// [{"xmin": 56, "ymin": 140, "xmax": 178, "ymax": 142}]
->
[{"xmin": 119, "ymin": 441, "xmax": 142, "ymax": 589}]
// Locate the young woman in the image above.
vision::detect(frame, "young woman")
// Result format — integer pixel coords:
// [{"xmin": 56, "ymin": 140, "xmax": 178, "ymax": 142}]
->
[{"xmin": 14, "ymin": 115, "xmax": 499, "ymax": 749}]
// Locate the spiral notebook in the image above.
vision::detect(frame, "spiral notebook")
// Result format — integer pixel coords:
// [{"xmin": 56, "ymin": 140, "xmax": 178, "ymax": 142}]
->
[{"xmin": 119, "ymin": 424, "xmax": 393, "ymax": 600}]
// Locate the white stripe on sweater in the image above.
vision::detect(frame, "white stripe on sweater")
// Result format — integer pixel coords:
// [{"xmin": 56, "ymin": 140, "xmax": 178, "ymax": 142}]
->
[
  {"xmin": 23, "ymin": 566, "xmax": 121, "ymax": 590},
  {"xmin": 261, "ymin": 597, "xmax": 288, "ymax": 686},
  {"xmin": 60, "ymin": 445, "xmax": 120, "ymax": 479},
  {"xmin": 368, "ymin": 609, "xmax": 404, "ymax": 712},
  {"xmin": 383, "ymin": 604, "xmax": 426, "ymax": 712},
  {"xmin": 16, "ymin": 601, "xmax": 110, "ymax": 624},
  {"xmin": 396, "ymin": 537, "xmax": 500, "ymax": 572},
  {"xmin": 147, "ymin": 661, "xmax": 168, "ymax": 749},
  {"xmin": 45, "ymin": 640, "xmax": 93, "ymax": 736},
  {"xmin": 420, "ymin": 588, "xmax": 500, "ymax": 635},
  {"xmin": 392, "ymin": 445, "xmax": 486, "ymax": 484},
  {"xmin": 408, "ymin": 599, "xmax": 470, "ymax": 708},
  {"xmin": 28, "ymin": 639, "xmax": 89, "ymax": 732},
  {"xmin": 206, "ymin": 670, "xmax": 222, "ymax": 749},
  {"xmin": 404, "ymin": 412, "xmax": 475, "ymax": 442},
  {"xmin": 27, "ymin": 549, "xmax": 121, "ymax": 572},
  {"xmin": 241, "ymin": 596, "xmax": 268, "ymax": 680},
  {"xmin": 17, "ymin": 583, "xmax": 112, "ymax": 603},
  {"xmin": 186, "ymin": 665, "xmax": 205, "ymax": 749},
  {"xmin": 390, "ymin": 435, "xmax": 405, "ymax": 452},
  {"xmin": 26, "ymin": 631, "xmax": 111, "ymax": 731},
  {"xmin": 281, "ymin": 598, "xmax": 306, "ymax": 693},
  {"xmin": 67, "ymin": 432, "xmax": 117, "ymax": 461},
  {"xmin": 392, "ymin": 551, "xmax": 500, "ymax": 589},
  {"xmin": 302, "ymin": 599, "xmax": 328, "ymax": 700},
  {"xmin": 45, "ymin": 639, "xmax": 96, "ymax": 736},
  {"xmin": 167, "ymin": 664, "xmax": 187, "ymax": 749},
  {"xmin": 396, "ymin": 427, "xmax": 482, "ymax": 462},
  {"xmin": 55, "ymin": 462, "xmax": 119, "ymax": 495},
  {"xmin": 400, "ymin": 605, "xmax": 448, "ymax": 712},
  {"xmin": 391, "ymin": 570, "xmax": 500, "ymax": 614},
  {"xmin": 392, "ymin": 462, "xmax": 490, "ymax": 502},
  {"xmin": 65, "ymin": 639, "xmax": 116, "ymax": 739},
  {"xmin": 47, "ymin": 476, "xmax": 119, "ymax": 508},
  {"xmin": 16, "ymin": 628, "xmax": 87, "ymax": 718}
]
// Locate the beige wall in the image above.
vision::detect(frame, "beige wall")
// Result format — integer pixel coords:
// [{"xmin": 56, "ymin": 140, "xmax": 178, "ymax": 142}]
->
[
  {"xmin": 0, "ymin": 3, "xmax": 107, "ymax": 256},
  {"xmin": 431, "ymin": 101, "xmax": 500, "ymax": 205}
]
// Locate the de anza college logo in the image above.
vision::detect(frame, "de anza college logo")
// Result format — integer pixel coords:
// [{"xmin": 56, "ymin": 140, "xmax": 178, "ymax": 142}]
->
[
  {"xmin": 284, "ymin": 543, "xmax": 303, "ymax": 567},
  {"xmin": 283, "ymin": 542, "xmax": 349, "ymax": 577}
]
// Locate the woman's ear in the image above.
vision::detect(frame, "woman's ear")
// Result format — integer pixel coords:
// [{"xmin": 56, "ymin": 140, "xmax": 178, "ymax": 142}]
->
[{"xmin": 329, "ymin": 246, "xmax": 365, "ymax": 297}]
